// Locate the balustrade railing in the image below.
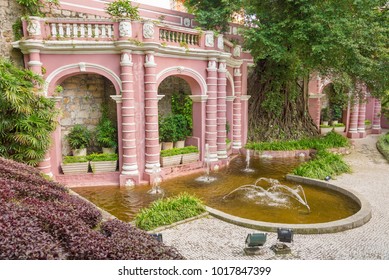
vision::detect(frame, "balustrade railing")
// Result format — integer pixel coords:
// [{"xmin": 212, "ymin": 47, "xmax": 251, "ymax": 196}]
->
[
  {"xmin": 48, "ymin": 21, "xmax": 115, "ymax": 40},
  {"xmin": 159, "ymin": 27, "xmax": 200, "ymax": 46}
]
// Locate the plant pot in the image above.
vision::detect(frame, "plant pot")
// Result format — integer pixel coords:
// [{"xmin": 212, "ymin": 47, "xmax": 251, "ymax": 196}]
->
[
  {"xmin": 182, "ymin": 153, "xmax": 199, "ymax": 164},
  {"xmin": 61, "ymin": 162, "xmax": 89, "ymax": 174},
  {"xmin": 102, "ymin": 147, "xmax": 116, "ymax": 154},
  {"xmin": 174, "ymin": 140, "xmax": 185, "ymax": 148},
  {"xmin": 162, "ymin": 142, "xmax": 174, "ymax": 150},
  {"xmin": 321, "ymin": 121, "xmax": 329, "ymax": 126},
  {"xmin": 331, "ymin": 120, "xmax": 338, "ymax": 125},
  {"xmin": 72, "ymin": 148, "xmax": 87, "ymax": 156},
  {"xmin": 90, "ymin": 160, "xmax": 117, "ymax": 173},
  {"xmin": 334, "ymin": 126, "xmax": 345, "ymax": 133},
  {"xmin": 160, "ymin": 154, "xmax": 182, "ymax": 167},
  {"xmin": 320, "ymin": 127, "xmax": 332, "ymax": 135}
]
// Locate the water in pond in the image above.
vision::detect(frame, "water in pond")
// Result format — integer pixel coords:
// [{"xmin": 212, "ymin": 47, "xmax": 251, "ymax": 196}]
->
[{"xmin": 73, "ymin": 155, "xmax": 360, "ymax": 224}]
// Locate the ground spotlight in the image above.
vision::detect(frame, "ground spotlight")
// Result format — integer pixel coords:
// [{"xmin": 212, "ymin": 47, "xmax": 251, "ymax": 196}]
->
[
  {"xmin": 150, "ymin": 233, "xmax": 163, "ymax": 242},
  {"xmin": 277, "ymin": 228, "xmax": 293, "ymax": 243}
]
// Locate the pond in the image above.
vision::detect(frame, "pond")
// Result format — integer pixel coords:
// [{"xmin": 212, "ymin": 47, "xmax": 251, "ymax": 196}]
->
[{"xmin": 73, "ymin": 155, "xmax": 360, "ymax": 224}]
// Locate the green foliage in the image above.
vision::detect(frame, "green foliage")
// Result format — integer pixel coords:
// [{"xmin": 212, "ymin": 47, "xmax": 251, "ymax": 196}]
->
[
  {"xmin": 62, "ymin": 155, "xmax": 89, "ymax": 164},
  {"xmin": 0, "ymin": 59, "xmax": 58, "ymax": 166},
  {"xmin": 134, "ymin": 193, "xmax": 206, "ymax": 231},
  {"xmin": 245, "ymin": 131, "xmax": 349, "ymax": 151},
  {"xmin": 293, "ymin": 150, "xmax": 351, "ymax": 180},
  {"xmin": 159, "ymin": 114, "xmax": 190, "ymax": 142},
  {"xmin": 160, "ymin": 146, "xmax": 198, "ymax": 157},
  {"xmin": 95, "ymin": 106, "xmax": 117, "ymax": 149},
  {"xmin": 87, "ymin": 153, "xmax": 118, "ymax": 162},
  {"xmin": 65, "ymin": 124, "xmax": 91, "ymax": 150},
  {"xmin": 12, "ymin": 19, "xmax": 23, "ymax": 41},
  {"xmin": 171, "ymin": 92, "xmax": 193, "ymax": 133},
  {"xmin": 106, "ymin": 0, "xmax": 140, "ymax": 20},
  {"xmin": 377, "ymin": 132, "xmax": 389, "ymax": 163},
  {"xmin": 183, "ymin": 0, "xmax": 242, "ymax": 32}
]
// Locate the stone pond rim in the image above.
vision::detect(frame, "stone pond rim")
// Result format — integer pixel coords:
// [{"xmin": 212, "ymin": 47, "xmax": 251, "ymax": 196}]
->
[{"xmin": 205, "ymin": 174, "xmax": 372, "ymax": 234}]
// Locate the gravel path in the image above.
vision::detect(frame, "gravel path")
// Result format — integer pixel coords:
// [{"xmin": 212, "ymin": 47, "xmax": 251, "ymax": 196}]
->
[{"xmin": 160, "ymin": 133, "xmax": 389, "ymax": 260}]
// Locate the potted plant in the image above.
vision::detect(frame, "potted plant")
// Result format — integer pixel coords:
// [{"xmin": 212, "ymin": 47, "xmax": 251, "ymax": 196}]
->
[
  {"xmin": 173, "ymin": 114, "xmax": 189, "ymax": 148},
  {"xmin": 365, "ymin": 119, "xmax": 372, "ymax": 130},
  {"xmin": 320, "ymin": 124, "xmax": 333, "ymax": 135},
  {"xmin": 61, "ymin": 155, "xmax": 89, "ymax": 174},
  {"xmin": 181, "ymin": 146, "xmax": 200, "ymax": 164},
  {"xmin": 160, "ymin": 147, "xmax": 183, "ymax": 167},
  {"xmin": 95, "ymin": 106, "xmax": 117, "ymax": 154},
  {"xmin": 66, "ymin": 124, "xmax": 91, "ymax": 156},
  {"xmin": 321, "ymin": 107, "xmax": 330, "ymax": 125},
  {"xmin": 333, "ymin": 122, "xmax": 345, "ymax": 133},
  {"xmin": 88, "ymin": 153, "xmax": 118, "ymax": 173},
  {"xmin": 159, "ymin": 114, "xmax": 177, "ymax": 150}
]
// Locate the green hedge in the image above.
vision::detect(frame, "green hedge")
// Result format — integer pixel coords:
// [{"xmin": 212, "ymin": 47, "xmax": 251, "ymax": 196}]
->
[
  {"xmin": 293, "ymin": 150, "xmax": 351, "ymax": 180},
  {"xmin": 87, "ymin": 153, "xmax": 118, "ymax": 162},
  {"xmin": 377, "ymin": 133, "xmax": 389, "ymax": 163},
  {"xmin": 134, "ymin": 193, "xmax": 206, "ymax": 231},
  {"xmin": 62, "ymin": 156, "xmax": 89, "ymax": 164},
  {"xmin": 160, "ymin": 146, "xmax": 199, "ymax": 157},
  {"xmin": 245, "ymin": 131, "xmax": 350, "ymax": 151}
]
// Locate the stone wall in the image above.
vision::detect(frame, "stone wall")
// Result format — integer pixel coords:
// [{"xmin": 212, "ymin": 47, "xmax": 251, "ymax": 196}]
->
[
  {"xmin": 0, "ymin": 0, "xmax": 24, "ymax": 62},
  {"xmin": 60, "ymin": 74, "xmax": 116, "ymax": 155},
  {"xmin": 158, "ymin": 76, "xmax": 191, "ymax": 117}
]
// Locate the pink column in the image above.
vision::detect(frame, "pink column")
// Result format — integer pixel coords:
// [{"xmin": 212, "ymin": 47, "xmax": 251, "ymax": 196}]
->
[
  {"xmin": 347, "ymin": 97, "xmax": 360, "ymax": 138},
  {"xmin": 28, "ymin": 49, "xmax": 52, "ymax": 176},
  {"xmin": 357, "ymin": 98, "xmax": 367, "ymax": 138},
  {"xmin": 216, "ymin": 61, "xmax": 227, "ymax": 159},
  {"xmin": 240, "ymin": 95, "xmax": 251, "ymax": 146},
  {"xmin": 372, "ymin": 98, "xmax": 382, "ymax": 134},
  {"xmin": 205, "ymin": 60, "xmax": 218, "ymax": 162},
  {"xmin": 143, "ymin": 52, "xmax": 161, "ymax": 174},
  {"xmin": 308, "ymin": 96, "xmax": 321, "ymax": 128},
  {"xmin": 120, "ymin": 51, "xmax": 139, "ymax": 176},
  {"xmin": 232, "ymin": 68, "xmax": 242, "ymax": 150}
]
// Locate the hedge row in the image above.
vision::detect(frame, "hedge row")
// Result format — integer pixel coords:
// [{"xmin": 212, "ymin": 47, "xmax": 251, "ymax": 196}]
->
[{"xmin": 0, "ymin": 157, "xmax": 184, "ymax": 260}]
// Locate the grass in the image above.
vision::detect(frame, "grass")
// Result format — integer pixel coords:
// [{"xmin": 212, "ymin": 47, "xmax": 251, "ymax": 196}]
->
[
  {"xmin": 377, "ymin": 132, "xmax": 389, "ymax": 163},
  {"xmin": 87, "ymin": 153, "xmax": 118, "ymax": 162},
  {"xmin": 134, "ymin": 193, "xmax": 206, "ymax": 231},
  {"xmin": 245, "ymin": 131, "xmax": 350, "ymax": 151},
  {"xmin": 62, "ymin": 155, "xmax": 89, "ymax": 164},
  {"xmin": 293, "ymin": 150, "xmax": 351, "ymax": 180}
]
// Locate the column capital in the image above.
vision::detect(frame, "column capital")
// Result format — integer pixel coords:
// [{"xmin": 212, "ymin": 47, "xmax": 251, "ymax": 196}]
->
[
  {"xmin": 144, "ymin": 53, "xmax": 157, "ymax": 67},
  {"xmin": 120, "ymin": 52, "xmax": 133, "ymax": 67},
  {"xmin": 241, "ymin": 95, "xmax": 251, "ymax": 101},
  {"xmin": 189, "ymin": 95, "xmax": 208, "ymax": 103},
  {"xmin": 110, "ymin": 95, "xmax": 122, "ymax": 104}
]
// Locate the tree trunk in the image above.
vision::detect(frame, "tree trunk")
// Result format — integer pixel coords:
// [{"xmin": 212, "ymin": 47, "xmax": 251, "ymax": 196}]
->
[{"xmin": 248, "ymin": 60, "xmax": 319, "ymax": 142}]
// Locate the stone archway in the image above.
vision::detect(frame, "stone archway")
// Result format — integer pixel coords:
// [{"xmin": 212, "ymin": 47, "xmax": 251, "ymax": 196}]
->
[{"xmin": 59, "ymin": 74, "xmax": 117, "ymax": 156}]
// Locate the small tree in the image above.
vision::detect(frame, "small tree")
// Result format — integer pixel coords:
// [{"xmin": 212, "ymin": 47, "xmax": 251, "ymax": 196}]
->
[
  {"xmin": 106, "ymin": 0, "xmax": 140, "ymax": 20},
  {"xmin": 0, "ymin": 59, "xmax": 58, "ymax": 165}
]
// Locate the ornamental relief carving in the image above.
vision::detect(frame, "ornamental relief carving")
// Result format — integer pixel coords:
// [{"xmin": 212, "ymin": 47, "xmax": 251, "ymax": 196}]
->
[
  {"xmin": 27, "ymin": 20, "xmax": 41, "ymax": 36},
  {"xmin": 119, "ymin": 21, "xmax": 132, "ymax": 37},
  {"xmin": 143, "ymin": 21, "xmax": 154, "ymax": 39},
  {"xmin": 205, "ymin": 32, "xmax": 214, "ymax": 47}
]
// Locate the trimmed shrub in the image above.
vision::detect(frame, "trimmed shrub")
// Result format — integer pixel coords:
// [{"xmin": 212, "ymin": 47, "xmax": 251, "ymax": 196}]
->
[
  {"xmin": 293, "ymin": 150, "xmax": 351, "ymax": 180},
  {"xmin": 377, "ymin": 132, "xmax": 389, "ymax": 163},
  {"xmin": 0, "ymin": 157, "xmax": 184, "ymax": 260},
  {"xmin": 134, "ymin": 193, "xmax": 206, "ymax": 231}
]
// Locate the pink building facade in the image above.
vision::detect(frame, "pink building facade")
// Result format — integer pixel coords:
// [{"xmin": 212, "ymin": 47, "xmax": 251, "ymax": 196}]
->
[
  {"xmin": 308, "ymin": 76, "xmax": 382, "ymax": 138},
  {"xmin": 13, "ymin": 1, "xmax": 253, "ymax": 186},
  {"xmin": 13, "ymin": 1, "xmax": 383, "ymax": 186}
]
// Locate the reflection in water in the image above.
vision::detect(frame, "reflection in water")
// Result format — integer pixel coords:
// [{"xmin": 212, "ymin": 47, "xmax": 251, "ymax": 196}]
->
[{"xmin": 73, "ymin": 155, "xmax": 360, "ymax": 223}]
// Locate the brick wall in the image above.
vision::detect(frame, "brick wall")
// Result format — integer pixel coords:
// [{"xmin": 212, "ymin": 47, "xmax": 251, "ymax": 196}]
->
[{"xmin": 60, "ymin": 74, "xmax": 116, "ymax": 155}]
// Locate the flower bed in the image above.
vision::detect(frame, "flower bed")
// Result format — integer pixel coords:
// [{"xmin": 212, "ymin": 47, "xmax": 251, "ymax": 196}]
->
[{"xmin": 0, "ymin": 157, "xmax": 184, "ymax": 260}]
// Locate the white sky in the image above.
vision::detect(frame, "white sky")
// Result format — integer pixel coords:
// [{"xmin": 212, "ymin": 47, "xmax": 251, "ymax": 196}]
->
[{"xmin": 132, "ymin": 0, "xmax": 171, "ymax": 9}]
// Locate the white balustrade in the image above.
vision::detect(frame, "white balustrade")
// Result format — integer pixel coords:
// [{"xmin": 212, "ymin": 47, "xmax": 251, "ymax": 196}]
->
[
  {"xmin": 159, "ymin": 28, "xmax": 200, "ymax": 46},
  {"xmin": 48, "ymin": 22, "xmax": 115, "ymax": 39}
]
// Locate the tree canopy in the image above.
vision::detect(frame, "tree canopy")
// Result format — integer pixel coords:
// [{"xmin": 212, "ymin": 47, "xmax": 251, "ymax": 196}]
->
[{"xmin": 184, "ymin": 0, "xmax": 389, "ymax": 141}]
